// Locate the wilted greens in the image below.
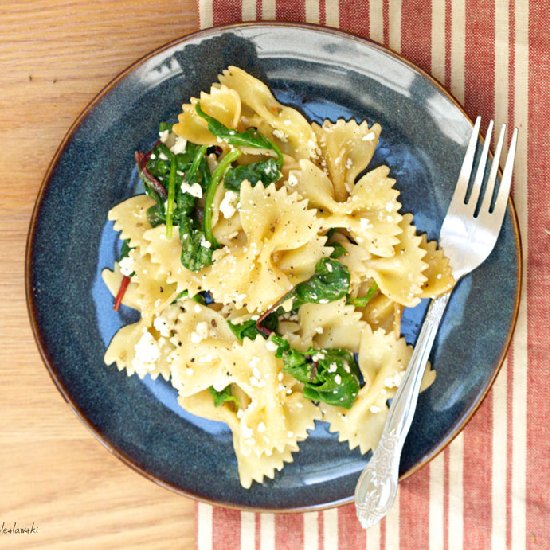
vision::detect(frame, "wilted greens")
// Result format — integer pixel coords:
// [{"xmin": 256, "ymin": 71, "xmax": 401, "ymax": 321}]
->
[{"xmin": 272, "ymin": 335, "xmax": 360, "ymax": 409}]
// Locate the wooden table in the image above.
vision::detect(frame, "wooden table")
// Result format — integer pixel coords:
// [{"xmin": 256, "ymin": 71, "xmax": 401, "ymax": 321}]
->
[{"xmin": 0, "ymin": 2, "xmax": 199, "ymax": 547}]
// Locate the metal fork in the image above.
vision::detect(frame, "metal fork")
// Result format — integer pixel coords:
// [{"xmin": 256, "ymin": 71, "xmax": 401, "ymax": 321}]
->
[{"xmin": 354, "ymin": 117, "xmax": 519, "ymax": 529}]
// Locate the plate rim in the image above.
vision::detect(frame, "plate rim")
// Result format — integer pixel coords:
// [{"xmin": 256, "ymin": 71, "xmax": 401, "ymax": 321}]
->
[{"xmin": 25, "ymin": 21, "xmax": 523, "ymax": 513}]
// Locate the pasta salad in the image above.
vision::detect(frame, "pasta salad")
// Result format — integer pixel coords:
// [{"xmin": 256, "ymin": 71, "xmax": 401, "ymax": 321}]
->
[{"xmin": 102, "ymin": 67, "xmax": 454, "ymax": 488}]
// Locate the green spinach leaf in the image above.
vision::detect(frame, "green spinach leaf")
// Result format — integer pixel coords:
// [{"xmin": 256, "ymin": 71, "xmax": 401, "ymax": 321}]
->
[
  {"xmin": 228, "ymin": 313, "xmax": 278, "ymax": 341},
  {"xmin": 119, "ymin": 239, "xmax": 133, "ymax": 260},
  {"xmin": 209, "ymin": 385, "xmax": 240, "ymax": 407},
  {"xmin": 195, "ymin": 102, "xmax": 283, "ymax": 165},
  {"xmin": 291, "ymin": 258, "xmax": 350, "ymax": 310},
  {"xmin": 224, "ymin": 158, "xmax": 281, "ymax": 191},
  {"xmin": 347, "ymin": 282, "xmax": 378, "ymax": 308},
  {"xmin": 329, "ymin": 242, "xmax": 348, "ymax": 259},
  {"xmin": 178, "ymin": 218, "xmax": 214, "ymax": 272},
  {"xmin": 271, "ymin": 335, "xmax": 360, "ymax": 409}
]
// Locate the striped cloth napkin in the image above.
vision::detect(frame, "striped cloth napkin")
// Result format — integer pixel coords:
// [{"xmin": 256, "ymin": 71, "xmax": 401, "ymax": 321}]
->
[{"xmin": 193, "ymin": 1, "xmax": 549, "ymax": 549}]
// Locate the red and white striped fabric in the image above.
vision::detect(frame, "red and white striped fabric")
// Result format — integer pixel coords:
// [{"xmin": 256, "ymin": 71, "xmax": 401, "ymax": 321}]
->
[{"xmin": 193, "ymin": 1, "xmax": 549, "ymax": 548}]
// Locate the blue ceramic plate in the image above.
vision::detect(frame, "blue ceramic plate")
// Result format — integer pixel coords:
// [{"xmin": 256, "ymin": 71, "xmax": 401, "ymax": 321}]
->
[{"xmin": 27, "ymin": 23, "xmax": 521, "ymax": 511}]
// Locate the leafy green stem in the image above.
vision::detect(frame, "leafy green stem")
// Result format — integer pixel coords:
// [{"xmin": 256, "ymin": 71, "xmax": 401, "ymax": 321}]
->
[
  {"xmin": 165, "ymin": 154, "xmax": 177, "ymax": 238},
  {"xmin": 203, "ymin": 149, "xmax": 241, "ymax": 247},
  {"xmin": 187, "ymin": 145, "xmax": 208, "ymax": 186}
]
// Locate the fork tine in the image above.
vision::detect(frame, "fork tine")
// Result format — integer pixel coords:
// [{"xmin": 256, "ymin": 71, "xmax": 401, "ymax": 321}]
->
[
  {"xmin": 466, "ymin": 119, "xmax": 493, "ymax": 214},
  {"xmin": 449, "ymin": 116, "xmax": 481, "ymax": 206},
  {"xmin": 480, "ymin": 124, "xmax": 507, "ymax": 213},
  {"xmin": 491, "ymin": 127, "xmax": 518, "ymax": 224}
]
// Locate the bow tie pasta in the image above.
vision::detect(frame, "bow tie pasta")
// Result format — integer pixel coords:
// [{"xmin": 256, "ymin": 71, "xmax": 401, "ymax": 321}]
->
[
  {"xmin": 313, "ymin": 118, "xmax": 382, "ymax": 201},
  {"xmin": 291, "ymin": 159, "xmax": 403, "ymax": 257},
  {"xmin": 203, "ymin": 181, "xmax": 329, "ymax": 312},
  {"xmin": 102, "ymin": 67, "xmax": 454, "ymax": 488}
]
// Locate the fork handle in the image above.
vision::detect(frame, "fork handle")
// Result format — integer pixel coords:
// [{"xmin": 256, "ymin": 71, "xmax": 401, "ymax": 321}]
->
[{"xmin": 355, "ymin": 292, "xmax": 451, "ymax": 529}]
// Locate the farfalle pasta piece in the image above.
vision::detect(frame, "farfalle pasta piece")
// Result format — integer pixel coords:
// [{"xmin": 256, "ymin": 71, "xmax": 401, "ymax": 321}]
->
[
  {"xmin": 280, "ymin": 154, "xmax": 301, "ymax": 181},
  {"xmin": 232, "ymin": 338, "xmax": 320, "ymax": 459},
  {"xmin": 321, "ymin": 325, "xmax": 435, "ymax": 454},
  {"xmin": 211, "ymin": 185, "xmax": 244, "ymax": 247},
  {"xmin": 177, "ymin": 336, "xmax": 316, "ymax": 457},
  {"xmin": 168, "ymin": 300, "xmax": 237, "ymax": 390},
  {"xmin": 108, "ymin": 195, "xmax": 156, "ymax": 251},
  {"xmin": 143, "ymin": 225, "xmax": 205, "ymax": 296},
  {"xmin": 104, "ymin": 318, "xmax": 172, "ymax": 381},
  {"xmin": 102, "ymin": 263, "xmax": 142, "ymax": 312},
  {"xmin": 419, "ymin": 235, "xmax": 455, "ymax": 298},
  {"xmin": 173, "ymin": 84, "xmax": 241, "ymax": 145},
  {"xmin": 291, "ymin": 298, "xmax": 366, "ymax": 352},
  {"xmin": 169, "ymin": 304, "xmax": 237, "ymax": 398},
  {"xmin": 103, "ymin": 251, "xmax": 179, "ymax": 323},
  {"xmin": 212, "ymin": 213, "xmax": 244, "ymax": 247},
  {"xmin": 179, "ymin": 391, "xmax": 299, "ymax": 488},
  {"xmin": 130, "ymin": 253, "xmax": 180, "ymax": 321},
  {"xmin": 178, "ymin": 337, "xmax": 319, "ymax": 487},
  {"xmin": 361, "ymin": 293, "xmax": 398, "ymax": 333},
  {"xmin": 275, "ymin": 238, "xmax": 331, "ymax": 284},
  {"xmin": 364, "ymin": 214, "xmax": 428, "ymax": 307},
  {"xmin": 237, "ymin": 443, "xmax": 298, "ymax": 488},
  {"xmin": 219, "ymin": 66, "xmax": 318, "ymax": 160},
  {"xmin": 203, "ymin": 182, "xmax": 328, "ymax": 312},
  {"xmin": 293, "ymin": 160, "xmax": 402, "ymax": 257},
  {"xmin": 171, "ymin": 341, "xmax": 235, "ymax": 399},
  {"xmin": 329, "ymin": 232, "xmax": 370, "ymax": 294},
  {"xmin": 312, "ymin": 119, "xmax": 382, "ymax": 201}
]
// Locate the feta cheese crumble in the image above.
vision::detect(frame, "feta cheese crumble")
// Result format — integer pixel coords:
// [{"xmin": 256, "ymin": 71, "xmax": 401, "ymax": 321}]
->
[
  {"xmin": 219, "ymin": 190, "xmax": 238, "ymax": 218},
  {"xmin": 190, "ymin": 322, "xmax": 209, "ymax": 344},
  {"xmin": 272, "ymin": 129, "xmax": 288, "ymax": 142},
  {"xmin": 153, "ymin": 315, "xmax": 170, "ymax": 337},
  {"xmin": 181, "ymin": 181, "xmax": 203, "ymax": 198},
  {"xmin": 170, "ymin": 136, "xmax": 187, "ymax": 155},
  {"xmin": 384, "ymin": 373, "xmax": 403, "ymax": 388},
  {"xmin": 131, "ymin": 330, "xmax": 160, "ymax": 376},
  {"xmin": 118, "ymin": 255, "xmax": 135, "ymax": 277},
  {"xmin": 287, "ymin": 172, "xmax": 299, "ymax": 187},
  {"xmin": 360, "ymin": 217, "xmax": 373, "ymax": 230},
  {"xmin": 265, "ymin": 340, "xmax": 278, "ymax": 352}
]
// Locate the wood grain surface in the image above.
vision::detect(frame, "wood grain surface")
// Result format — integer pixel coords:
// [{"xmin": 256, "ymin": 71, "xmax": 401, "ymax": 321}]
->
[{"xmin": 0, "ymin": 2, "xmax": 199, "ymax": 548}]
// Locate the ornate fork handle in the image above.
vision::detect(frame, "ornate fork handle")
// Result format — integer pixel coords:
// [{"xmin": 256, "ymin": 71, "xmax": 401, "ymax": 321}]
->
[{"xmin": 355, "ymin": 292, "xmax": 451, "ymax": 529}]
